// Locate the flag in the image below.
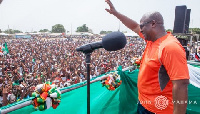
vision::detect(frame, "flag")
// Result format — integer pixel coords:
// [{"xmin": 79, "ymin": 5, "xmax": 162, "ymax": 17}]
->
[
  {"xmin": 2, "ymin": 42, "xmax": 9, "ymax": 55},
  {"xmin": 0, "ymin": 46, "xmax": 3, "ymax": 56}
]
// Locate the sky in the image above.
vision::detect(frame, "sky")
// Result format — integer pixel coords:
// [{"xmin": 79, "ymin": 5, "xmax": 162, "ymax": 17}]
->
[{"xmin": 0, "ymin": 0, "xmax": 200, "ymax": 34}]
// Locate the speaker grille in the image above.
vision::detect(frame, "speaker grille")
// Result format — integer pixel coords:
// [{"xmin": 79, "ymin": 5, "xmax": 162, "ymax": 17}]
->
[
  {"xmin": 173, "ymin": 6, "xmax": 187, "ymax": 33},
  {"xmin": 185, "ymin": 9, "xmax": 191, "ymax": 33}
]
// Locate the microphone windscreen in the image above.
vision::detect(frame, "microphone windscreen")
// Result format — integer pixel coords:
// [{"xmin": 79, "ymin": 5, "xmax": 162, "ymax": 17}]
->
[{"xmin": 102, "ymin": 32, "xmax": 127, "ymax": 51}]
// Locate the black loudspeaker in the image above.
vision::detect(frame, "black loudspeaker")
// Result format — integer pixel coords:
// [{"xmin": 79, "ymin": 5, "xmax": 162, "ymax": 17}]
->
[
  {"xmin": 184, "ymin": 9, "xmax": 191, "ymax": 33},
  {"xmin": 173, "ymin": 6, "xmax": 187, "ymax": 33}
]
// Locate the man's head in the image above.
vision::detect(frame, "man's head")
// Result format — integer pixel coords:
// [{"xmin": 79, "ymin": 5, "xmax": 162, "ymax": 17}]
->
[{"xmin": 140, "ymin": 11, "xmax": 165, "ymax": 41}]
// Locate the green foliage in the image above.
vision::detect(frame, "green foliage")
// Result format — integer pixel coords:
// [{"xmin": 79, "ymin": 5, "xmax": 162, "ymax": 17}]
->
[
  {"xmin": 52, "ymin": 24, "xmax": 66, "ymax": 33},
  {"xmin": 0, "ymin": 29, "xmax": 2, "ymax": 33},
  {"xmin": 4, "ymin": 29, "xmax": 22, "ymax": 34},
  {"xmin": 100, "ymin": 30, "xmax": 112, "ymax": 34},
  {"xmin": 39, "ymin": 29, "xmax": 49, "ymax": 32},
  {"xmin": 166, "ymin": 29, "xmax": 173, "ymax": 33},
  {"xmin": 165, "ymin": 28, "xmax": 200, "ymax": 34},
  {"xmin": 13, "ymin": 30, "xmax": 23, "ymax": 33},
  {"xmin": 4, "ymin": 29, "xmax": 14, "ymax": 34},
  {"xmin": 189, "ymin": 28, "xmax": 200, "ymax": 34},
  {"xmin": 76, "ymin": 24, "xmax": 89, "ymax": 32}
]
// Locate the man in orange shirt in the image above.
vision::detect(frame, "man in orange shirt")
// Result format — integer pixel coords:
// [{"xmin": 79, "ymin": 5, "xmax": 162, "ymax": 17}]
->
[{"xmin": 105, "ymin": 0, "xmax": 189, "ymax": 114}]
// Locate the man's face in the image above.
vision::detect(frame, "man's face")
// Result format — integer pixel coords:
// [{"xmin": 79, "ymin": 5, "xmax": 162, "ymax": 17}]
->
[{"xmin": 140, "ymin": 19, "xmax": 154, "ymax": 41}]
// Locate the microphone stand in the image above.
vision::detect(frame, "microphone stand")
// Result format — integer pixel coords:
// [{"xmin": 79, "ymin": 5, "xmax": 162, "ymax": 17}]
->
[
  {"xmin": 76, "ymin": 43, "xmax": 98, "ymax": 114},
  {"xmin": 76, "ymin": 32, "xmax": 126, "ymax": 114},
  {"xmin": 80, "ymin": 48, "xmax": 93, "ymax": 114},
  {"xmin": 85, "ymin": 53, "xmax": 91, "ymax": 114}
]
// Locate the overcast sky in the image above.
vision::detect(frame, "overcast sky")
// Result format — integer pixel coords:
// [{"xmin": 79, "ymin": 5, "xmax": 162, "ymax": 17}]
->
[{"xmin": 0, "ymin": 0, "xmax": 199, "ymax": 34}]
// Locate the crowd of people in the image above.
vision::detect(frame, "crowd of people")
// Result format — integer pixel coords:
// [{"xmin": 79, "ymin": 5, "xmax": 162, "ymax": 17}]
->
[{"xmin": 0, "ymin": 35, "xmax": 145, "ymax": 107}]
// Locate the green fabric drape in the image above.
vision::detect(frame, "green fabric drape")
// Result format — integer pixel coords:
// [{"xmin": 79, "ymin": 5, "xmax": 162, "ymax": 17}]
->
[{"xmin": 2, "ymin": 67, "xmax": 200, "ymax": 114}]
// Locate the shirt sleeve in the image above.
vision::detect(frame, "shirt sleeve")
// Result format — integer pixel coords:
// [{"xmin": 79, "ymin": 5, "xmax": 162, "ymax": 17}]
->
[{"xmin": 161, "ymin": 41, "xmax": 189, "ymax": 80}]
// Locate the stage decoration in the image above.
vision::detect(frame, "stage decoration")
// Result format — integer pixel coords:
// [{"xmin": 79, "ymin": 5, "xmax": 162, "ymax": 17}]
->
[
  {"xmin": 194, "ymin": 53, "xmax": 200, "ymax": 62},
  {"xmin": 132, "ymin": 57, "xmax": 141, "ymax": 69},
  {"xmin": 101, "ymin": 72, "xmax": 122, "ymax": 91},
  {"xmin": 31, "ymin": 83, "xmax": 61, "ymax": 111}
]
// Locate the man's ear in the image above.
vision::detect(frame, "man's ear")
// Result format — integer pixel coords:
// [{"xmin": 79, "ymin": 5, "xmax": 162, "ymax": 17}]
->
[{"xmin": 152, "ymin": 20, "xmax": 156, "ymax": 28}]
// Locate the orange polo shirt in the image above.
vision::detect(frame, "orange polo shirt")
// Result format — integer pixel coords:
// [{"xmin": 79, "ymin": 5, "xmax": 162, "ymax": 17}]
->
[{"xmin": 138, "ymin": 32, "xmax": 189, "ymax": 113}]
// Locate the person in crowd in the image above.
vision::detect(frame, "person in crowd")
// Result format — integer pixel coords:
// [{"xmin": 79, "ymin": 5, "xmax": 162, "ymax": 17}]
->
[{"xmin": 0, "ymin": 25, "xmax": 145, "ymax": 107}]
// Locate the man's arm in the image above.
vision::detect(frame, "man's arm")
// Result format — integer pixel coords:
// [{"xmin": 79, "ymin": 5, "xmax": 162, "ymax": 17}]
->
[
  {"xmin": 0, "ymin": 0, "xmax": 3, "ymax": 4},
  {"xmin": 105, "ymin": 0, "xmax": 140, "ymax": 35},
  {"xmin": 172, "ymin": 79, "xmax": 189, "ymax": 114}
]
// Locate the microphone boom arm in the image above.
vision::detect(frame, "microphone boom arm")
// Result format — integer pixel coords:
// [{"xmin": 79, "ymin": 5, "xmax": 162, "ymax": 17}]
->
[{"xmin": 76, "ymin": 41, "xmax": 103, "ymax": 54}]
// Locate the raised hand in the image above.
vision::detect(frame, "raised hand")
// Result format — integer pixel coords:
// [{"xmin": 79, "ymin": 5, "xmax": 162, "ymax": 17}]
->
[
  {"xmin": 105, "ymin": 0, "xmax": 140, "ymax": 34},
  {"xmin": 2, "ymin": 84, "xmax": 8, "ymax": 94},
  {"xmin": 105, "ymin": 0, "xmax": 117, "ymax": 15}
]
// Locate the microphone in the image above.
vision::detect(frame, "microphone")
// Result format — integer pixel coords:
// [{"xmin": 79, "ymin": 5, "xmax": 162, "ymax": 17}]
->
[
  {"xmin": 76, "ymin": 41, "xmax": 103, "ymax": 53},
  {"xmin": 76, "ymin": 31, "xmax": 127, "ymax": 53},
  {"xmin": 102, "ymin": 31, "xmax": 127, "ymax": 51}
]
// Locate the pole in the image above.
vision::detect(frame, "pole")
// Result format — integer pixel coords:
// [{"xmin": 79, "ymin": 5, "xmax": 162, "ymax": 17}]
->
[
  {"xmin": 71, "ymin": 23, "xmax": 72, "ymax": 35},
  {"xmin": 118, "ymin": 21, "xmax": 120, "ymax": 32},
  {"xmin": 85, "ymin": 53, "xmax": 91, "ymax": 114}
]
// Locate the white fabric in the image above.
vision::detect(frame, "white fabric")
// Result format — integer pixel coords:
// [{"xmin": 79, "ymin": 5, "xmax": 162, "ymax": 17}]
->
[
  {"xmin": 61, "ymin": 77, "xmax": 66, "ymax": 81},
  {"xmin": 45, "ymin": 97, "xmax": 52, "ymax": 109},
  {"xmin": 188, "ymin": 64, "xmax": 200, "ymax": 88},
  {"xmin": 64, "ymin": 82, "xmax": 71, "ymax": 87}
]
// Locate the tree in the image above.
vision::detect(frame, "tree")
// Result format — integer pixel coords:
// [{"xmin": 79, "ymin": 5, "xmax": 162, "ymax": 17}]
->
[
  {"xmin": 76, "ymin": 24, "xmax": 89, "ymax": 32},
  {"xmin": 189, "ymin": 28, "xmax": 200, "ymax": 34},
  {"xmin": 4, "ymin": 29, "xmax": 13, "ymax": 34},
  {"xmin": 166, "ymin": 29, "xmax": 173, "ymax": 33},
  {"xmin": 165, "ymin": 28, "xmax": 200, "ymax": 34},
  {"xmin": 0, "ymin": 29, "xmax": 2, "ymax": 33},
  {"xmin": 189, "ymin": 28, "xmax": 200, "ymax": 42},
  {"xmin": 4, "ymin": 29, "xmax": 22, "ymax": 34},
  {"xmin": 13, "ymin": 30, "xmax": 22, "ymax": 33},
  {"xmin": 39, "ymin": 29, "xmax": 49, "ymax": 32},
  {"xmin": 100, "ymin": 30, "xmax": 112, "ymax": 34},
  {"xmin": 51, "ymin": 24, "xmax": 66, "ymax": 33}
]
